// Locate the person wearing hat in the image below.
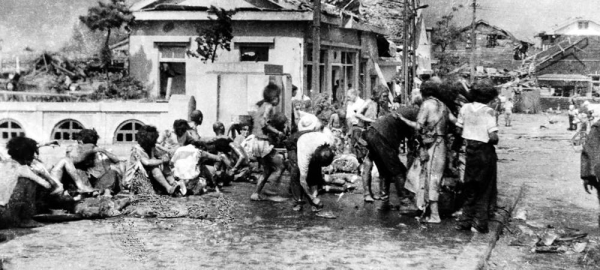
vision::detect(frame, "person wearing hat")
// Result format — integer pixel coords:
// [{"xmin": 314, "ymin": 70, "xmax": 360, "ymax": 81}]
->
[{"xmin": 284, "ymin": 113, "xmax": 334, "ymax": 212}]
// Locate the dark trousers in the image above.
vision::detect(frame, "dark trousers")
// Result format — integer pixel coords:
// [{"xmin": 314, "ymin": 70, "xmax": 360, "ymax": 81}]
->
[
  {"xmin": 459, "ymin": 140, "xmax": 498, "ymax": 229},
  {"xmin": 0, "ymin": 178, "xmax": 38, "ymax": 229}
]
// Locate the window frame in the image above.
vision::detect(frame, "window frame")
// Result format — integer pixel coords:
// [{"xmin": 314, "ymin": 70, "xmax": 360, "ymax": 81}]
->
[
  {"xmin": 239, "ymin": 43, "xmax": 272, "ymax": 62},
  {"xmin": 0, "ymin": 119, "xmax": 25, "ymax": 140},
  {"xmin": 113, "ymin": 120, "xmax": 145, "ymax": 144},
  {"xmin": 51, "ymin": 119, "xmax": 85, "ymax": 141}
]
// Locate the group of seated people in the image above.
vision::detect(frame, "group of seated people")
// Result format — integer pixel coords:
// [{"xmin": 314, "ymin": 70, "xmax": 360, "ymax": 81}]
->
[{"xmin": 0, "ymin": 110, "xmax": 256, "ymax": 228}]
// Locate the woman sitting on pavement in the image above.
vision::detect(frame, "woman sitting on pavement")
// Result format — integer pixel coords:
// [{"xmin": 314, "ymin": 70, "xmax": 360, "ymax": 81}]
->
[
  {"xmin": 0, "ymin": 137, "xmax": 64, "ymax": 228},
  {"xmin": 124, "ymin": 125, "xmax": 186, "ymax": 196},
  {"xmin": 212, "ymin": 122, "xmax": 252, "ymax": 182}
]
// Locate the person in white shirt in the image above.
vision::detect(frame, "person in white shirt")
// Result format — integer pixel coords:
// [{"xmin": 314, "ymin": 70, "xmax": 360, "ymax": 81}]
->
[
  {"xmin": 345, "ymin": 89, "xmax": 365, "ymax": 131},
  {"xmin": 455, "ymin": 79, "xmax": 499, "ymax": 234}
]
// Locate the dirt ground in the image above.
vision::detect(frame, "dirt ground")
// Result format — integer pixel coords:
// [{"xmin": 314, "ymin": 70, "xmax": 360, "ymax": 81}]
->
[{"xmin": 0, "ymin": 113, "xmax": 596, "ymax": 269}]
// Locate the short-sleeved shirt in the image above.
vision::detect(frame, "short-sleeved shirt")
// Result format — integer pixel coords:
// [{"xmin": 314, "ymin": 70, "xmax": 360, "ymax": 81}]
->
[
  {"xmin": 456, "ymin": 102, "xmax": 498, "ymax": 143},
  {"xmin": 346, "ymin": 97, "xmax": 365, "ymax": 126},
  {"xmin": 297, "ymin": 129, "xmax": 334, "ymax": 177}
]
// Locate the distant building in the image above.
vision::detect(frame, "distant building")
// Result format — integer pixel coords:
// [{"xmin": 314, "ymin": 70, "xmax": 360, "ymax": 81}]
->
[
  {"xmin": 127, "ymin": 0, "xmax": 395, "ymax": 100},
  {"xmin": 535, "ymin": 18, "xmax": 600, "ymax": 98}
]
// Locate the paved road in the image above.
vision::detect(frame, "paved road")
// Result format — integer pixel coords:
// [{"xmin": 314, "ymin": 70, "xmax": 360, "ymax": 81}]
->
[{"xmin": 1, "ymin": 115, "xmax": 560, "ymax": 270}]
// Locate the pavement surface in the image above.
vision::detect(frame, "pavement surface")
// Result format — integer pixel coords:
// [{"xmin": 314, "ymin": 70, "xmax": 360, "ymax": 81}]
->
[{"xmin": 0, "ymin": 113, "xmax": 594, "ymax": 270}]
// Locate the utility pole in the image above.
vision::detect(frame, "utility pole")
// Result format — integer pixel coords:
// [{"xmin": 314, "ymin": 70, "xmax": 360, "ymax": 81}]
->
[
  {"xmin": 311, "ymin": 0, "xmax": 321, "ymax": 98},
  {"xmin": 469, "ymin": 0, "xmax": 477, "ymax": 83},
  {"xmin": 411, "ymin": 0, "xmax": 417, "ymax": 93},
  {"xmin": 402, "ymin": 0, "xmax": 409, "ymax": 104}
]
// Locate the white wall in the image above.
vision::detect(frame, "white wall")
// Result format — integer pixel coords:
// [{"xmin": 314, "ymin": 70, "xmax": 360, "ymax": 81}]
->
[{"xmin": 0, "ymin": 95, "xmax": 195, "ymax": 145}]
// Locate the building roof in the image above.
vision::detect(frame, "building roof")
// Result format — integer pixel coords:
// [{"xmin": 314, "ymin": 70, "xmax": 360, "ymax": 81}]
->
[
  {"xmin": 537, "ymin": 74, "xmax": 591, "ymax": 82},
  {"xmin": 459, "ymin": 20, "xmax": 532, "ymax": 44},
  {"xmin": 130, "ymin": 0, "xmax": 387, "ymax": 34}
]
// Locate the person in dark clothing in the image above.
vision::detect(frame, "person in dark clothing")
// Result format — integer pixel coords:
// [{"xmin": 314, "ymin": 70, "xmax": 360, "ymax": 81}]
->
[
  {"xmin": 364, "ymin": 105, "xmax": 419, "ymax": 210},
  {"xmin": 581, "ymin": 120, "xmax": 600, "ymax": 227},
  {"xmin": 455, "ymin": 79, "xmax": 499, "ymax": 234}
]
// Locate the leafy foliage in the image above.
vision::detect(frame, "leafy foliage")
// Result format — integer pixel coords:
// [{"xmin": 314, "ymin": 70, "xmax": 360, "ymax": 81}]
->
[
  {"xmin": 91, "ymin": 76, "xmax": 148, "ymax": 100},
  {"xmin": 79, "ymin": 0, "xmax": 134, "ymax": 67},
  {"xmin": 430, "ymin": 5, "xmax": 463, "ymax": 53},
  {"xmin": 188, "ymin": 6, "xmax": 235, "ymax": 63}
]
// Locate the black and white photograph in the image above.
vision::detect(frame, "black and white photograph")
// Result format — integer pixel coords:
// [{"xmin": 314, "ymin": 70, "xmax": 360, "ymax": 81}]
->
[{"xmin": 1, "ymin": 0, "xmax": 600, "ymax": 269}]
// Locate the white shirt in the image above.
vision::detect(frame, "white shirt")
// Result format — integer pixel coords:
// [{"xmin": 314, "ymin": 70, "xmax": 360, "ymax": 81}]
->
[
  {"xmin": 297, "ymin": 128, "xmax": 334, "ymax": 177},
  {"xmin": 456, "ymin": 102, "xmax": 498, "ymax": 143},
  {"xmin": 346, "ymin": 97, "xmax": 365, "ymax": 126}
]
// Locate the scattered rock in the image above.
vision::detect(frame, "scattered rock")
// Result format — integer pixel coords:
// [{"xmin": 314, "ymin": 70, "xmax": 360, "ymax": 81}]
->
[
  {"xmin": 513, "ymin": 208, "xmax": 527, "ymax": 221},
  {"xmin": 539, "ymin": 231, "xmax": 559, "ymax": 246},
  {"xmin": 574, "ymin": 242, "xmax": 587, "ymax": 253}
]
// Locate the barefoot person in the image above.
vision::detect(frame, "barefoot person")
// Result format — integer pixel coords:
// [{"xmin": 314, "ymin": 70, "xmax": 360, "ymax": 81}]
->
[
  {"xmin": 455, "ymin": 80, "xmax": 499, "ymax": 233},
  {"xmin": 124, "ymin": 125, "xmax": 185, "ymax": 195},
  {"xmin": 0, "ymin": 137, "xmax": 63, "ymax": 228},
  {"xmin": 398, "ymin": 80, "xmax": 456, "ymax": 223},
  {"xmin": 50, "ymin": 129, "xmax": 122, "ymax": 196},
  {"xmin": 249, "ymin": 83, "xmax": 286, "ymax": 201},
  {"xmin": 212, "ymin": 122, "xmax": 251, "ymax": 182}
]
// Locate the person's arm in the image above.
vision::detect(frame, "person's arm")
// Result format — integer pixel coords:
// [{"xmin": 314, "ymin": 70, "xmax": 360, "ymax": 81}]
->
[
  {"xmin": 486, "ymin": 108, "xmax": 499, "ymax": 144},
  {"xmin": 355, "ymin": 101, "xmax": 376, "ymax": 123},
  {"xmin": 202, "ymin": 151, "xmax": 224, "ymax": 163},
  {"xmin": 488, "ymin": 131, "xmax": 499, "ymax": 145},
  {"xmin": 95, "ymin": 147, "xmax": 121, "ymax": 163},
  {"xmin": 138, "ymin": 149, "xmax": 169, "ymax": 167},
  {"xmin": 37, "ymin": 141, "xmax": 60, "ymax": 148},
  {"xmin": 397, "ymin": 102, "xmax": 429, "ymax": 131},
  {"xmin": 297, "ymin": 138, "xmax": 322, "ymax": 206},
  {"xmin": 18, "ymin": 165, "xmax": 52, "ymax": 189}
]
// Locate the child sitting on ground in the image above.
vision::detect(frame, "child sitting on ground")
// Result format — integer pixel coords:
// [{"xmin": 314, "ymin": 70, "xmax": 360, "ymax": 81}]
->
[{"xmin": 213, "ymin": 122, "xmax": 252, "ymax": 182}]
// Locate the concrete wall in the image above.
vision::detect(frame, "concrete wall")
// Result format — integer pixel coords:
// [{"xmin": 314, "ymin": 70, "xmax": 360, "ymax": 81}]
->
[
  {"xmin": 0, "ymin": 95, "xmax": 195, "ymax": 144},
  {"xmin": 129, "ymin": 21, "xmax": 306, "ymax": 97}
]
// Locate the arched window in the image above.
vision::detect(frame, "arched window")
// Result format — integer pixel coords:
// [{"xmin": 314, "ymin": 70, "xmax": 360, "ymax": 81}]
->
[
  {"xmin": 114, "ymin": 120, "xmax": 144, "ymax": 143},
  {"xmin": 52, "ymin": 119, "xmax": 84, "ymax": 141},
  {"xmin": 0, "ymin": 119, "xmax": 25, "ymax": 140}
]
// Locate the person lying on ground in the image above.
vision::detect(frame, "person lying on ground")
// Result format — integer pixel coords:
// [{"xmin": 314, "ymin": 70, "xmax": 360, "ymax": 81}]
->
[
  {"xmin": 125, "ymin": 125, "xmax": 186, "ymax": 196},
  {"xmin": 213, "ymin": 122, "xmax": 252, "ymax": 182},
  {"xmin": 50, "ymin": 129, "xmax": 122, "ymax": 196},
  {"xmin": 0, "ymin": 137, "xmax": 64, "ymax": 228}
]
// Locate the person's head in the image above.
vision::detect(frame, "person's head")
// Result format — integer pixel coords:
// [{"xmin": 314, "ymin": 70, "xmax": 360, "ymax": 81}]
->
[
  {"xmin": 7, "ymin": 136, "xmax": 39, "ymax": 165},
  {"xmin": 569, "ymin": 104, "xmax": 575, "ymax": 110},
  {"xmin": 346, "ymin": 89, "xmax": 358, "ymax": 103},
  {"xmin": 213, "ymin": 121, "xmax": 225, "ymax": 135},
  {"xmin": 373, "ymin": 84, "xmax": 390, "ymax": 104},
  {"xmin": 173, "ymin": 119, "xmax": 191, "ymax": 138},
  {"xmin": 314, "ymin": 145, "xmax": 334, "ymax": 167},
  {"xmin": 470, "ymin": 79, "xmax": 499, "ymax": 104},
  {"xmin": 136, "ymin": 125, "xmax": 160, "ymax": 151},
  {"xmin": 77, "ymin": 129, "xmax": 99, "ymax": 145},
  {"xmin": 420, "ymin": 80, "xmax": 441, "ymax": 99},
  {"xmin": 190, "ymin": 110, "xmax": 203, "ymax": 127},
  {"xmin": 270, "ymin": 111, "xmax": 288, "ymax": 132},
  {"xmin": 260, "ymin": 82, "xmax": 282, "ymax": 106},
  {"xmin": 292, "ymin": 85, "xmax": 298, "ymax": 97}
]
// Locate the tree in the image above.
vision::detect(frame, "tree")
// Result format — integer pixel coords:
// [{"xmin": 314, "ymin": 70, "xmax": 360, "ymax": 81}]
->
[
  {"xmin": 430, "ymin": 5, "xmax": 464, "ymax": 75},
  {"xmin": 188, "ymin": 6, "xmax": 235, "ymax": 63},
  {"xmin": 79, "ymin": 0, "xmax": 134, "ymax": 70},
  {"xmin": 431, "ymin": 5, "xmax": 463, "ymax": 53}
]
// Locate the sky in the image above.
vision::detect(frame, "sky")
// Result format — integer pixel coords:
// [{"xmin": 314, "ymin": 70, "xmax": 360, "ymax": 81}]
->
[{"xmin": 1, "ymin": 0, "xmax": 600, "ymax": 54}]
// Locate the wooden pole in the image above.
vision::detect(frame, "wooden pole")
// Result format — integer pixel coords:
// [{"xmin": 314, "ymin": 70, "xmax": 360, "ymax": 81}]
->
[
  {"xmin": 403, "ymin": 0, "xmax": 409, "ymax": 104},
  {"xmin": 311, "ymin": 0, "xmax": 321, "ymax": 98},
  {"xmin": 411, "ymin": 0, "xmax": 417, "ymax": 91},
  {"xmin": 470, "ymin": 0, "xmax": 477, "ymax": 83}
]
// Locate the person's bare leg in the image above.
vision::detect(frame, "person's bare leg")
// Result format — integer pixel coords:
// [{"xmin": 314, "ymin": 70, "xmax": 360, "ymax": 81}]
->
[
  {"xmin": 362, "ymin": 157, "xmax": 375, "ymax": 202},
  {"xmin": 251, "ymin": 158, "xmax": 270, "ymax": 201},
  {"xmin": 423, "ymin": 202, "xmax": 441, "ymax": 223},
  {"xmin": 51, "ymin": 158, "xmax": 94, "ymax": 193},
  {"xmin": 150, "ymin": 167, "xmax": 176, "ymax": 194}
]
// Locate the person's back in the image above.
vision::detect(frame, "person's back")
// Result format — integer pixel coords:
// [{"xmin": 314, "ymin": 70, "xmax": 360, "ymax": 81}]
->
[
  {"xmin": 371, "ymin": 106, "xmax": 418, "ymax": 149},
  {"xmin": 458, "ymin": 102, "xmax": 497, "ymax": 143}
]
